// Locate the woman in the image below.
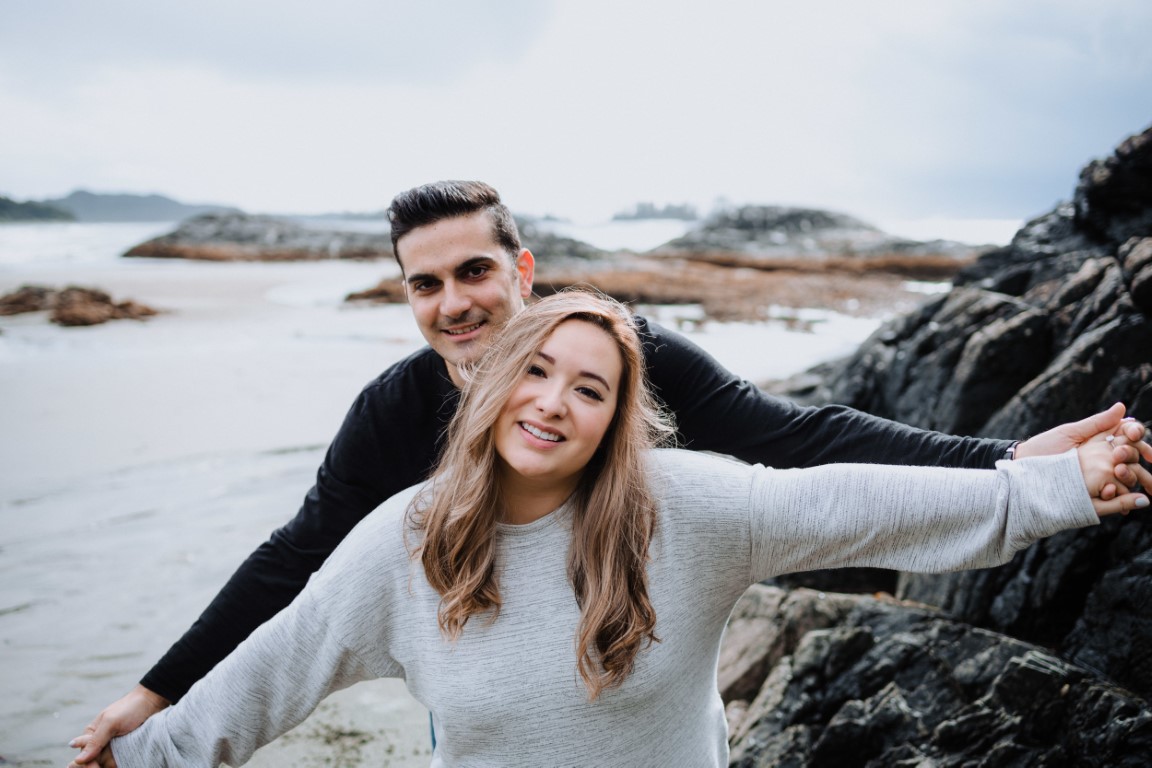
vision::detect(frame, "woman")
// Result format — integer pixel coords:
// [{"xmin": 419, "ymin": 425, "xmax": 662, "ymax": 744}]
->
[{"xmin": 107, "ymin": 291, "xmax": 1143, "ymax": 767}]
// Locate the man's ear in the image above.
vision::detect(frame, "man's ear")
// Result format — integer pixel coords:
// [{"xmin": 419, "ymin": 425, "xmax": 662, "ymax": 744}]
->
[{"xmin": 516, "ymin": 249, "xmax": 535, "ymax": 297}]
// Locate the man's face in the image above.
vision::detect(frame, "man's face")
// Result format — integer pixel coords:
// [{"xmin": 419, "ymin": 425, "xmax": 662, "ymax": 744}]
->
[{"xmin": 397, "ymin": 212, "xmax": 534, "ymax": 386}]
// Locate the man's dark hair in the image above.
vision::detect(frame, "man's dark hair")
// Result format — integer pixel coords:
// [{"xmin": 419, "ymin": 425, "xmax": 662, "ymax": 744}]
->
[{"xmin": 388, "ymin": 180, "xmax": 522, "ymax": 264}]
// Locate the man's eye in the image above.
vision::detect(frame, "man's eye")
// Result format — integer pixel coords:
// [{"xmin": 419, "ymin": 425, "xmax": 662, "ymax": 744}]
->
[
  {"xmin": 465, "ymin": 265, "xmax": 489, "ymax": 279},
  {"xmin": 412, "ymin": 281, "xmax": 437, "ymax": 293}
]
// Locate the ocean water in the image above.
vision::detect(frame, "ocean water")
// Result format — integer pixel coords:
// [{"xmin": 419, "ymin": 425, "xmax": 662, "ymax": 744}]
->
[{"xmin": 0, "ymin": 220, "xmax": 175, "ymax": 268}]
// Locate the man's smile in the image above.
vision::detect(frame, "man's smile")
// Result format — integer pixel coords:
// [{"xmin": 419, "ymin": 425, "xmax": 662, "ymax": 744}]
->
[{"xmin": 443, "ymin": 321, "xmax": 484, "ymax": 336}]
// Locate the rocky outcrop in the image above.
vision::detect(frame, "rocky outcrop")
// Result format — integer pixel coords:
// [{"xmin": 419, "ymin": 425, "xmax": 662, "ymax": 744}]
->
[
  {"xmin": 0, "ymin": 284, "xmax": 159, "ymax": 326},
  {"xmin": 124, "ymin": 213, "xmax": 393, "ymax": 261},
  {"xmin": 515, "ymin": 216, "xmax": 608, "ymax": 263},
  {"xmin": 657, "ymin": 205, "xmax": 985, "ymax": 262},
  {"xmin": 723, "ymin": 586, "xmax": 1152, "ymax": 767},
  {"xmin": 772, "ymin": 125, "xmax": 1152, "ymax": 706}
]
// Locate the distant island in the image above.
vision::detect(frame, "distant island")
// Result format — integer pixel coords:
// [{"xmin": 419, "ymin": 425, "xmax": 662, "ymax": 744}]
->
[
  {"xmin": 0, "ymin": 195, "xmax": 75, "ymax": 222},
  {"xmin": 300, "ymin": 210, "xmax": 388, "ymax": 221},
  {"xmin": 611, "ymin": 202, "xmax": 698, "ymax": 221},
  {"xmin": 38, "ymin": 190, "xmax": 241, "ymax": 223}
]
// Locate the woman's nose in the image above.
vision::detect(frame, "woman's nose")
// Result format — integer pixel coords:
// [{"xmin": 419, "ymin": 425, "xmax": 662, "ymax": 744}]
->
[{"xmin": 535, "ymin": 386, "xmax": 567, "ymax": 417}]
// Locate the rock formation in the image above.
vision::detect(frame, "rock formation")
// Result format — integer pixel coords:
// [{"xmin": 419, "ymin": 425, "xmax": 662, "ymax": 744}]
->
[
  {"xmin": 658, "ymin": 204, "xmax": 984, "ymax": 262},
  {"xmin": 124, "ymin": 213, "xmax": 393, "ymax": 261},
  {"xmin": 0, "ymin": 284, "xmax": 159, "ymax": 326},
  {"xmin": 729, "ymin": 126, "xmax": 1152, "ymax": 764},
  {"xmin": 723, "ymin": 586, "xmax": 1152, "ymax": 767},
  {"xmin": 811, "ymin": 127, "xmax": 1152, "ymax": 696}
]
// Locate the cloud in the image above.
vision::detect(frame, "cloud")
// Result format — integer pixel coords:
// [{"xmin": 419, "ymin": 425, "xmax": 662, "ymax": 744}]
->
[
  {"xmin": 0, "ymin": 0, "xmax": 552, "ymax": 87},
  {"xmin": 2, "ymin": 0, "xmax": 1150, "ymax": 221}
]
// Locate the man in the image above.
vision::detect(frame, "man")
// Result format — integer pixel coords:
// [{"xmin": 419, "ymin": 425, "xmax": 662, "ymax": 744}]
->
[{"xmin": 70, "ymin": 180, "xmax": 1151, "ymax": 765}]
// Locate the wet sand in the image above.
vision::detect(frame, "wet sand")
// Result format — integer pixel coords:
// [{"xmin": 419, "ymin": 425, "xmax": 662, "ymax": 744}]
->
[{"xmin": 0, "ymin": 256, "xmax": 883, "ymax": 766}]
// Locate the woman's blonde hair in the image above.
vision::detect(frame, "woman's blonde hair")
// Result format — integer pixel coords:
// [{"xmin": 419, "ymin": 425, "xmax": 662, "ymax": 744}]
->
[{"xmin": 407, "ymin": 289, "xmax": 675, "ymax": 698}]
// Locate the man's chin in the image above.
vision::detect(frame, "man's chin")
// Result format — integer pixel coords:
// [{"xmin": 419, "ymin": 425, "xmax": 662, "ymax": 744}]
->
[{"xmin": 437, "ymin": 341, "xmax": 485, "ymax": 369}]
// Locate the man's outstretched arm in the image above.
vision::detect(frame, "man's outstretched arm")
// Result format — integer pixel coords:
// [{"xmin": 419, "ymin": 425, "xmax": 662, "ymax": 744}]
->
[{"xmin": 639, "ymin": 318, "xmax": 1149, "ymax": 487}]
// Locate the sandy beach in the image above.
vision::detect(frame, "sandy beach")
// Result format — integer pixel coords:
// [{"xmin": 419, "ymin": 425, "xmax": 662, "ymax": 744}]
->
[{"xmin": 0, "ymin": 237, "xmax": 888, "ymax": 766}]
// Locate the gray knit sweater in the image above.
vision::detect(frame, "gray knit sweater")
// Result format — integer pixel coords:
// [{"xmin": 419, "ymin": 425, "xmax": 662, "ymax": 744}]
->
[{"xmin": 112, "ymin": 449, "xmax": 1097, "ymax": 767}]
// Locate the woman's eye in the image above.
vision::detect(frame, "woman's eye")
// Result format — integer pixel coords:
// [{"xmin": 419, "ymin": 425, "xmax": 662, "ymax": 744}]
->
[
  {"xmin": 577, "ymin": 386, "xmax": 604, "ymax": 401},
  {"xmin": 527, "ymin": 364, "xmax": 545, "ymax": 377}
]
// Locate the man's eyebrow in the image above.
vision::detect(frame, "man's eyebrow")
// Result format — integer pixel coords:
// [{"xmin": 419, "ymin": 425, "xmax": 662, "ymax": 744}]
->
[
  {"xmin": 405, "ymin": 256, "xmax": 498, "ymax": 285},
  {"xmin": 536, "ymin": 351, "xmax": 613, "ymax": 391},
  {"xmin": 404, "ymin": 271, "xmax": 438, "ymax": 286},
  {"xmin": 455, "ymin": 256, "xmax": 497, "ymax": 274}
]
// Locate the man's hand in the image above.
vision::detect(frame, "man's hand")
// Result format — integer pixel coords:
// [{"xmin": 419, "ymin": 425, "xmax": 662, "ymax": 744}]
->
[
  {"xmin": 67, "ymin": 684, "xmax": 169, "ymax": 767},
  {"xmin": 1016, "ymin": 403, "xmax": 1152, "ymax": 499}
]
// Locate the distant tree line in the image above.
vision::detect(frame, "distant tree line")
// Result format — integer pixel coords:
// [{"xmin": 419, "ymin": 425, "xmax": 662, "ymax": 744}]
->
[{"xmin": 0, "ymin": 195, "xmax": 75, "ymax": 222}]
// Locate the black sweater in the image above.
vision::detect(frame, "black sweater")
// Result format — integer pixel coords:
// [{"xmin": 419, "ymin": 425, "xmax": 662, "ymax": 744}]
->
[{"xmin": 142, "ymin": 317, "xmax": 1009, "ymax": 701}]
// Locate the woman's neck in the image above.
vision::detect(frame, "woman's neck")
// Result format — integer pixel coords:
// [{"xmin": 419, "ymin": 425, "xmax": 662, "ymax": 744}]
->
[{"xmin": 498, "ymin": 471, "xmax": 579, "ymax": 526}]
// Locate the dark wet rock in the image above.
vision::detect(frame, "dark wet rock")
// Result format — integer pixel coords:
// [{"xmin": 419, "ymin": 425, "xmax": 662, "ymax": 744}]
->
[
  {"xmin": 768, "ymin": 124, "xmax": 1152, "ymax": 701},
  {"xmin": 725, "ymin": 595, "xmax": 1152, "ymax": 767},
  {"xmin": 0, "ymin": 284, "xmax": 159, "ymax": 326},
  {"xmin": 763, "ymin": 568, "xmax": 898, "ymax": 597},
  {"xmin": 718, "ymin": 586, "xmax": 862, "ymax": 704},
  {"xmin": 124, "ymin": 212, "xmax": 394, "ymax": 261},
  {"xmin": 1074, "ymin": 128, "xmax": 1152, "ymax": 245}
]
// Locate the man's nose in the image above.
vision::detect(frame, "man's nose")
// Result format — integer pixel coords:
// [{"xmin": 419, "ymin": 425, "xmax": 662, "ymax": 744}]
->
[{"xmin": 440, "ymin": 283, "xmax": 472, "ymax": 318}]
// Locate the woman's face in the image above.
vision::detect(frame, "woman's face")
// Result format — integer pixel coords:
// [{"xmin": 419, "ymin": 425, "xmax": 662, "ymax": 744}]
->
[{"xmin": 494, "ymin": 319, "xmax": 623, "ymax": 496}]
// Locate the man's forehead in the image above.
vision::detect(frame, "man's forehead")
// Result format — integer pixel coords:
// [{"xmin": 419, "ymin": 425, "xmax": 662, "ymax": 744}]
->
[{"xmin": 396, "ymin": 214, "xmax": 511, "ymax": 271}]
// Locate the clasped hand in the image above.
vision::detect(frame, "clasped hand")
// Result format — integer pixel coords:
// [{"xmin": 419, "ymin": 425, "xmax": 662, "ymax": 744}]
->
[{"xmin": 1019, "ymin": 402, "xmax": 1151, "ymax": 516}]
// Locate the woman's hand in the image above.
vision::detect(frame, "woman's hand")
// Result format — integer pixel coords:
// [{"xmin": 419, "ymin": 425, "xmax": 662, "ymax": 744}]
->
[
  {"xmin": 1077, "ymin": 429, "xmax": 1151, "ymax": 517},
  {"xmin": 1018, "ymin": 403, "xmax": 1152, "ymax": 500}
]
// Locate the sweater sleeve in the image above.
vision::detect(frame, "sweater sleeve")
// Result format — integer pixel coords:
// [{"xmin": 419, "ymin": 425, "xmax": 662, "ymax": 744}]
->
[
  {"xmin": 113, "ymin": 589, "xmax": 378, "ymax": 768},
  {"xmin": 745, "ymin": 450, "xmax": 1100, "ymax": 580},
  {"xmin": 637, "ymin": 317, "xmax": 1012, "ymax": 470},
  {"xmin": 113, "ymin": 496, "xmax": 413, "ymax": 768},
  {"xmin": 140, "ymin": 354, "xmax": 453, "ymax": 702}
]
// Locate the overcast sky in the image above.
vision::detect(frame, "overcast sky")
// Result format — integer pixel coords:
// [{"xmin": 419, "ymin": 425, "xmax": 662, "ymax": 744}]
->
[{"xmin": 2, "ymin": 0, "xmax": 1149, "ymax": 223}]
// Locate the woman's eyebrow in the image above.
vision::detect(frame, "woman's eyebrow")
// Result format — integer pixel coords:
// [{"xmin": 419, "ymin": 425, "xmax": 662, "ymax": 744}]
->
[{"xmin": 536, "ymin": 351, "xmax": 612, "ymax": 391}]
